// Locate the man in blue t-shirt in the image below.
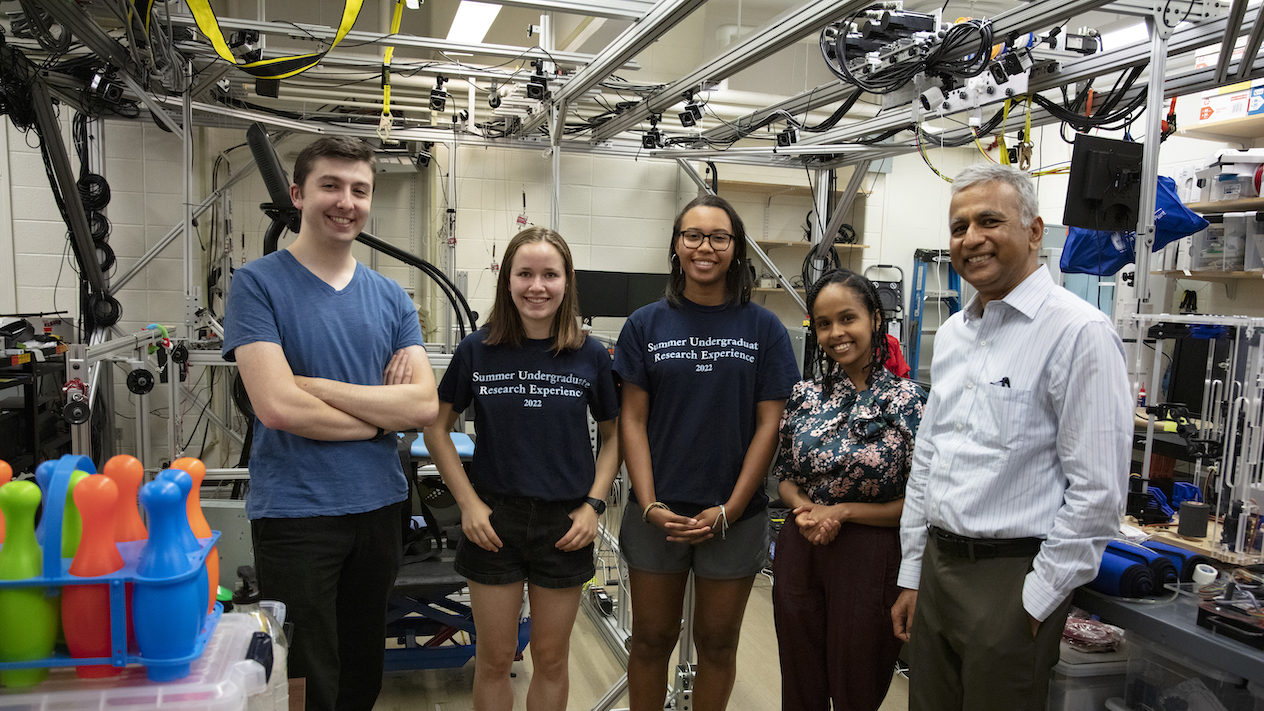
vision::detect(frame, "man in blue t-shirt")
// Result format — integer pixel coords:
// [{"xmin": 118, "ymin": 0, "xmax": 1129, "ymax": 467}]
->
[{"xmin": 223, "ymin": 136, "xmax": 438, "ymax": 711}]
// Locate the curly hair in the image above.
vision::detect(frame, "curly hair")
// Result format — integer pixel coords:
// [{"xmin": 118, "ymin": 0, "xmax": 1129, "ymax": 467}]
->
[{"xmin": 805, "ymin": 269, "xmax": 889, "ymax": 391}]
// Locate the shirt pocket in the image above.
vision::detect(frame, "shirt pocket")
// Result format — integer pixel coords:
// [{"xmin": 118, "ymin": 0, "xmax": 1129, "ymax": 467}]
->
[{"xmin": 974, "ymin": 385, "xmax": 1034, "ymax": 454}]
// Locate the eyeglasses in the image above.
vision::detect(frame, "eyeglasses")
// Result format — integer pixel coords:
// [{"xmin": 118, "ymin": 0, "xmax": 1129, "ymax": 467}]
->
[{"xmin": 678, "ymin": 230, "xmax": 734, "ymax": 251}]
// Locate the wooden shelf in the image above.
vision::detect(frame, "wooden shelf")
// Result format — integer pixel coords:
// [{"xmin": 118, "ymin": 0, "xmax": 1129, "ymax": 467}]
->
[
  {"xmin": 1151, "ymin": 270, "xmax": 1264, "ymax": 282},
  {"xmin": 753, "ymin": 287, "xmax": 806, "ymax": 294},
  {"xmin": 1179, "ymin": 114, "xmax": 1264, "ymax": 142},
  {"xmin": 717, "ymin": 179, "xmax": 813, "ymax": 197},
  {"xmin": 1185, "ymin": 197, "xmax": 1264, "ymax": 213},
  {"xmin": 755, "ymin": 240, "xmax": 868, "ymax": 249}
]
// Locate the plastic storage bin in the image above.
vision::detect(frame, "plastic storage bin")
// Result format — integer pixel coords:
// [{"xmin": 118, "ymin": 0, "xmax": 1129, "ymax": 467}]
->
[
  {"xmin": 1046, "ymin": 641, "xmax": 1132, "ymax": 711},
  {"xmin": 1247, "ymin": 211, "xmax": 1264, "ymax": 271},
  {"xmin": 1125, "ymin": 634, "xmax": 1256, "ymax": 711},
  {"xmin": 0, "ymin": 613, "xmax": 267, "ymax": 710}
]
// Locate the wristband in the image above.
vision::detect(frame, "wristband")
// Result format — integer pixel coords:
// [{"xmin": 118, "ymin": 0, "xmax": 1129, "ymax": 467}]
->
[
  {"xmin": 642, "ymin": 501, "xmax": 670, "ymax": 522},
  {"xmin": 372, "ymin": 426, "xmax": 386, "ymax": 440}
]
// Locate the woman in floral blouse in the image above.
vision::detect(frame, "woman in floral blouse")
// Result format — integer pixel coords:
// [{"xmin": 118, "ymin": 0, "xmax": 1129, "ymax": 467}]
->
[{"xmin": 771, "ymin": 269, "xmax": 926, "ymax": 711}]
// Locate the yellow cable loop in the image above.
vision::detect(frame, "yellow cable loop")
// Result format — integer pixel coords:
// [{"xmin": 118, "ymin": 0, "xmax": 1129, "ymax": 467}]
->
[
  {"xmin": 972, "ymin": 127, "xmax": 998, "ymax": 163},
  {"xmin": 916, "ymin": 124, "xmax": 953, "ymax": 183}
]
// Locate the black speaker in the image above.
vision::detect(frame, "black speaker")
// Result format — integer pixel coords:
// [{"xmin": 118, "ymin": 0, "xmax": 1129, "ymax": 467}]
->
[{"xmin": 873, "ymin": 280, "xmax": 902, "ymax": 316}]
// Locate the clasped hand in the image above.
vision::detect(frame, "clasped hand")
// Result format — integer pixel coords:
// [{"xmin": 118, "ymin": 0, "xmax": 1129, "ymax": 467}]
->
[
  {"xmin": 792, "ymin": 503, "xmax": 844, "ymax": 545},
  {"xmin": 647, "ymin": 505, "xmax": 726, "ymax": 545}
]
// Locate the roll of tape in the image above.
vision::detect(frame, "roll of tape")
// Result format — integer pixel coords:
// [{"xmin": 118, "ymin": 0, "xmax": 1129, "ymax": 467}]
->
[{"xmin": 1192, "ymin": 563, "xmax": 1217, "ymax": 586}]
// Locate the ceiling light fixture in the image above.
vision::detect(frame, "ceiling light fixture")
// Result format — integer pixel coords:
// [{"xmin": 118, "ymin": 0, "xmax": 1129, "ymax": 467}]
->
[{"xmin": 447, "ymin": 1, "xmax": 502, "ymax": 44}]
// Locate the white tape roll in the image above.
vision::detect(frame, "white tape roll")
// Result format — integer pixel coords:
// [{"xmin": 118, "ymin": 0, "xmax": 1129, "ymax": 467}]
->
[{"xmin": 1192, "ymin": 563, "xmax": 1217, "ymax": 586}]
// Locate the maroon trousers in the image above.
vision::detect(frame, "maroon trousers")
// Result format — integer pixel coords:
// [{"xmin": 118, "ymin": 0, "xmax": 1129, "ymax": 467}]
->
[{"xmin": 772, "ymin": 520, "xmax": 904, "ymax": 711}]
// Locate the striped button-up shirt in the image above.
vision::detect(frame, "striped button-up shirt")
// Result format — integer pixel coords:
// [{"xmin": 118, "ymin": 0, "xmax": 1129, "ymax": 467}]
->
[{"xmin": 897, "ymin": 266, "xmax": 1132, "ymax": 620}]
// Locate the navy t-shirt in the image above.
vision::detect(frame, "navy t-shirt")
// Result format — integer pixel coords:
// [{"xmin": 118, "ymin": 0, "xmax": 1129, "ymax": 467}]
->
[
  {"xmin": 438, "ymin": 330, "xmax": 620, "ymax": 501},
  {"xmin": 222, "ymin": 250, "xmax": 423, "ymax": 519},
  {"xmin": 613, "ymin": 297, "xmax": 800, "ymax": 518}
]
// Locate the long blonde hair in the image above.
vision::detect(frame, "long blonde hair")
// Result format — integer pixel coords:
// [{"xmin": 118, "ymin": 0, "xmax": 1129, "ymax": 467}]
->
[{"xmin": 484, "ymin": 227, "xmax": 585, "ymax": 353}]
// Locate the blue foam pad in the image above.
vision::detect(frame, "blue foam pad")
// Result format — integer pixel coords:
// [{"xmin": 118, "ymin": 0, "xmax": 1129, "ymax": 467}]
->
[{"xmin": 410, "ymin": 432, "xmax": 475, "ymax": 459}]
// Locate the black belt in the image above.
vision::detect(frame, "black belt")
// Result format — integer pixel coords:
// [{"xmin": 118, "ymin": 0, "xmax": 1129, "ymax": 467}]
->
[{"xmin": 930, "ymin": 526, "xmax": 1043, "ymax": 562}]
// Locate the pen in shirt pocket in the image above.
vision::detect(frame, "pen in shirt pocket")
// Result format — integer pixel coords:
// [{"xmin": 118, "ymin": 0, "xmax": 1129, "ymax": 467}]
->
[{"xmin": 990, "ymin": 377, "xmax": 1011, "ymax": 388}]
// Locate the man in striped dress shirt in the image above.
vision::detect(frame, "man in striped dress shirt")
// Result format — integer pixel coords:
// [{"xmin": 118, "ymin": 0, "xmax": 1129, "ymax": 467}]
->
[{"xmin": 890, "ymin": 163, "xmax": 1132, "ymax": 710}]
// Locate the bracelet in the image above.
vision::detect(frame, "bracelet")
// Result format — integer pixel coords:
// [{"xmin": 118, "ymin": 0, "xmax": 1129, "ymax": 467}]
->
[
  {"xmin": 711, "ymin": 504, "xmax": 730, "ymax": 539},
  {"xmin": 642, "ymin": 501, "xmax": 670, "ymax": 522},
  {"xmin": 372, "ymin": 426, "xmax": 386, "ymax": 440}
]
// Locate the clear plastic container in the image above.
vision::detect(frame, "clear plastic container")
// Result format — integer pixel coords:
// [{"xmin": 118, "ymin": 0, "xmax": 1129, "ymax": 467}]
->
[
  {"xmin": 1222, "ymin": 212, "xmax": 1248, "ymax": 271},
  {"xmin": 1125, "ymin": 634, "xmax": 1256, "ymax": 711},
  {"xmin": 0, "ymin": 613, "xmax": 266, "ymax": 710},
  {"xmin": 1046, "ymin": 641, "xmax": 1132, "ymax": 711}
]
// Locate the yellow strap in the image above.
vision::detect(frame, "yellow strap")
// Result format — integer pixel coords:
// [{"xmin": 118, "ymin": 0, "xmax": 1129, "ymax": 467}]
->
[
  {"xmin": 1019, "ymin": 96, "xmax": 1034, "ymax": 170},
  {"xmin": 381, "ymin": 0, "xmax": 404, "ymax": 116},
  {"xmin": 997, "ymin": 99, "xmax": 1011, "ymax": 165},
  {"xmin": 185, "ymin": 0, "xmax": 364, "ymax": 80}
]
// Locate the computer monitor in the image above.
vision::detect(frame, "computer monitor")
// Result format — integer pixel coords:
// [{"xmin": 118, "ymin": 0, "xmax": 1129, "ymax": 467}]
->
[
  {"xmin": 1063, "ymin": 134, "xmax": 1144, "ymax": 233},
  {"xmin": 574, "ymin": 270, "xmax": 669, "ymax": 318}
]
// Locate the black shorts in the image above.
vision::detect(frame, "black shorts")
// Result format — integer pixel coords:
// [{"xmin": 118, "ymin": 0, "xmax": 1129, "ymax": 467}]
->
[{"xmin": 454, "ymin": 495, "xmax": 595, "ymax": 589}]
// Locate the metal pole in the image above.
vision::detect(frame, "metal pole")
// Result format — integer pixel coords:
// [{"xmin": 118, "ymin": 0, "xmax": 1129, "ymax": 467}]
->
[{"xmin": 446, "ymin": 141, "xmax": 458, "ymax": 350}]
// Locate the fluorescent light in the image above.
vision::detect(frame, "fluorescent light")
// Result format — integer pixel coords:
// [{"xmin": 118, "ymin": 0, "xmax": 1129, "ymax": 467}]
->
[
  {"xmin": 1099, "ymin": 23, "xmax": 1148, "ymax": 52},
  {"xmin": 447, "ymin": 1, "xmax": 502, "ymax": 44}
]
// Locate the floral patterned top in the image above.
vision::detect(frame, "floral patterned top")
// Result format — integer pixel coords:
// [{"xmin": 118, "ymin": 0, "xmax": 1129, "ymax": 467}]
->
[{"xmin": 773, "ymin": 368, "xmax": 926, "ymax": 505}]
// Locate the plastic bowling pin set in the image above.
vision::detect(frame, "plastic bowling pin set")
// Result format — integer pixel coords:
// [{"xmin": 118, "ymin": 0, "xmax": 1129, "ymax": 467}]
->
[{"xmin": 0, "ymin": 453, "xmax": 221, "ymax": 687}]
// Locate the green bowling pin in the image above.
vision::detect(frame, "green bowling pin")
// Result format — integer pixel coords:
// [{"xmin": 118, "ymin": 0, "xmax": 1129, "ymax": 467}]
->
[
  {"xmin": 0, "ymin": 481, "xmax": 58, "ymax": 687},
  {"xmin": 61, "ymin": 470, "xmax": 91, "ymax": 559}
]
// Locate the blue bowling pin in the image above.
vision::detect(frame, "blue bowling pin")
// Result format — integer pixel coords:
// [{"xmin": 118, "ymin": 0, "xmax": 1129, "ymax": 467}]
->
[
  {"xmin": 132, "ymin": 479, "xmax": 203, "ymax": 682},
  {"xmin": 33, "ymin": 460, "xmax": 56, "ymax": 546},
  {"xmin": 155, "ymin": 469, "xmax": 208, "ymax": 615}
]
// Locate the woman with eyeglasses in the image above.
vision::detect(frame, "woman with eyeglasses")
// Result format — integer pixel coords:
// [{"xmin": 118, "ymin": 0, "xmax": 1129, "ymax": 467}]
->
[{"xmin": 614, "ymin": 194, "xmax": 800, "ymax": 711}]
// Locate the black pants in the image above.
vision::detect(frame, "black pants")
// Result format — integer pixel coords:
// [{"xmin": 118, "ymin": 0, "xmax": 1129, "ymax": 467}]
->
[
  {"xmin": 773, "ymin": 521, "xmax": 903, "ymax": 711},
  {"xmin": 251, "ymin": 502, "xmax": 404, "ymax": 711},
  {"xmin": 908, "ymin": 537, "xmax": 1071, "ymax": 711}
]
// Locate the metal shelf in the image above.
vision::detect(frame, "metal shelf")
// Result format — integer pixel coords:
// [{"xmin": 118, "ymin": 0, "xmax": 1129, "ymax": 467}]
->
[
  {"xmin": 1151, "ymin": 270, "xmax": 1264, "ymax": 282},
  {"xmin": 754, "ymin": 240, "xmax": 867, "ymax": 249}
]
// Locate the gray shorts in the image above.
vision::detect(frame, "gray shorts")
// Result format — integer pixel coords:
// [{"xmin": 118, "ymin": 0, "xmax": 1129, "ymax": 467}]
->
[{"xmin": 618, "ymin": 504, "xmax": 769, "ymax": 580}]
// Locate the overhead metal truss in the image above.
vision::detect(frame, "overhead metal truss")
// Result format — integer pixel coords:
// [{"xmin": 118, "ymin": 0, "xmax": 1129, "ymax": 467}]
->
[{"xmin": 160, "ymin": 13, "xmax": 639, "ymax": 70}]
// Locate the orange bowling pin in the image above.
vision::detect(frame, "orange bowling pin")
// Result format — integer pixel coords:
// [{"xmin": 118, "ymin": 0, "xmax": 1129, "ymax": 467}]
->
[
  {"xmin": 62, "ymin": 475, "xmax": 125, "ymax": 678},
  {"xmin": 102, "ymin": 455, "xmax": 147, "ymax": 542},
  {"xmin": 0, "ymin": 460, "xmax": 11, "ymax": 543},
  {"xmin": 171, "ymin": 457, "xmax": 218, "ymax": 613}
]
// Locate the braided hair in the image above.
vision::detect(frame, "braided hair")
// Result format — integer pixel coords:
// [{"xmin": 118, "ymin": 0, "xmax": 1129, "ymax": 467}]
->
[{"xmin": 805, "ymin": 269, "xmax": 890, "ymax": 391}]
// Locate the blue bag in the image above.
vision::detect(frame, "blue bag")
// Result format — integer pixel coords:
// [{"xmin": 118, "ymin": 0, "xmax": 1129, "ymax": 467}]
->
[{"xmin": 1061, "ymin": 175, "xmax": 1209, "ymax": 276}]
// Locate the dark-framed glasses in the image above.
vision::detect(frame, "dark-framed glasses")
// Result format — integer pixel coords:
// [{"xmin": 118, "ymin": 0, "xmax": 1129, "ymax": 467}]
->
[{"xmin": 679, "ymin": 230, "xmax": 734, "ymax": 251}]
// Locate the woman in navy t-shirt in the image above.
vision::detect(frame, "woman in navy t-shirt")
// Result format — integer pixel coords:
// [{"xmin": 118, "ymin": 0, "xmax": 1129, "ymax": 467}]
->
[
  {"xmin": 425, "ymin": 227, "xmax": 620, "ymax": 711},
  {"xmin": 614, "ymin": 194, "xmax": 799, "ymax": 711}
]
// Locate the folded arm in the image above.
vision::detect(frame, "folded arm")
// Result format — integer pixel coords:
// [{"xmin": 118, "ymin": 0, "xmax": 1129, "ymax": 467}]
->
[
  {"xmin": 293, "ymin": 345, "xmax": 439, "ymax": 432},
  {"xmin": 234, "ymin": 341, "xmax": 376, "ymax": 441}
]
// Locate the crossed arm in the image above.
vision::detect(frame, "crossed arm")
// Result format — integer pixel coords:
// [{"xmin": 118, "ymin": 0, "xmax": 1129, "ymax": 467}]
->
[{"xmin": 235, "ymin": 342, "xmax": 439, "ymax": 440}]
